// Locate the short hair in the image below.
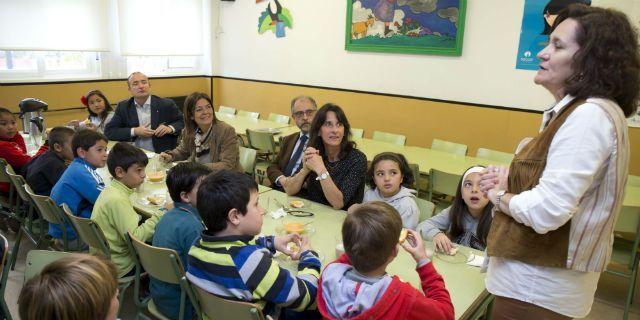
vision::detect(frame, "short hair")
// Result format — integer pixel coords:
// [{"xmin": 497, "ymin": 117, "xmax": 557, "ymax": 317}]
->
[
  {"xmin": 84, "ymin": 89, "xmax": 113, "ymax": 122},
  {"xmin": 290, "ymin": 96, "xmax": 317, "ymax": 113},
  {"xmin": 182, "ymin": 92, "xmax": 217, "ymax": 138},
  {"xmin": 554, "ymin": 4, "xmax": 640, "ymax": 116},
  {"xmin": 107, "ymin": 142, "xmax": 148, "ymax": 177},
  {"xmin": 18, "ymin": 254, "xmax": 118, "ymax": 320},
  {"xmin": 367, "ymin": 152, "xmax": 415, "ymax": 190},
  {"xmin": 48, "ymin": 126, "xmax": 75, "ymax": 150},
  {"xmin": 342, "ymin": 202, "xmax": 403, "ymax": 273},
  {"xmin": 308, "ymin": 103, "xmax": 356, "ymax": 160},
  {"xmin": 166, "ymin": 162, "xmax": 212, "ymax": 203},
  {"xmin": 0, "ymin": 107, "xmax": 13, "ymax": 116},
  {"xmin": 197, "ymin": 170, "xmax": 258, "ymax": 233},
  {"xmin": 127, "ymin": 71, "xmax": 148, "ymax": 88},
  {"xmin": 71, "ymin": 129, "xmax": 107, "ymax": 158}
]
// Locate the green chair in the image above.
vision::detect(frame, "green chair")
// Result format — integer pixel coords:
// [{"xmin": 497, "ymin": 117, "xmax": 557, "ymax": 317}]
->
[
  {"xmin": 24, "ymin": 249, "xmax": 74, "ymax": 282},
  {"xmin": 238, "ymin": 110, "xmax": 260, "ymax": 119},
  {"xmin": 408, "ymin": 163, "xmax": 422, "ymax": 191},
  {"xmin": 239, "ymin": 146, "xmax": 258, "ymax": 178},
  {"xmin": 475, "ymin": 148, "xmax": 514, "ymax": 164},
  {"xmin": 628, "ymin": 175, "xmax": 640, "ymax": 187},
  {"xmin": 268, "ymin": 113, "xmax": 290, "ymax": 125},
  {"xmin": 218, "ymin": 105, "xmax": 236, "ymax": 115},
  {"xmin": 246, "ymin": 129, "xmax": 278, "ymax": 160},
  {"xmin": 351, "ymin": 128, "xmax": 364, "ymax": 139},
  {"xmin": 427, "ymin": 169, "xmax": 462, "ymax": 212},
  {"xmin": 431, "ymin": 139, "xmax": 468, "ymax": 156},
  {"xmin": 127, "ymin": 231, "xmax": 201, "ymax": 320},
  {"xmin": 608, "ymin": 204, "xmax": 640, "ymax": 320},
  {"xmin": 191, "ymin": 284, "xmax": 269, "ymax": 320},
  {"xmin": 0, "ymin": 159, "xmax": 13, "ymax": 210},
  {"xmin": 416, "ymin": 198, "xmax": 435, "ymax": 223},
  {"xmin": 24, "ymin": 185, "xmax": 71, "ymax": 251},
  {"xmin": 0, "ymin": 234, "xmax": 12, "ymax": 320},
  {"xmin": 372, "ymin": 130, "xmax": 406, "ymax": 146}
]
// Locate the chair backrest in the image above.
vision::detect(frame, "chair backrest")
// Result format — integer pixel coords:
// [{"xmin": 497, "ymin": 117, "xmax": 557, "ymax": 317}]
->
[
  {"xmin": 431, "ymin": 139, "xmax": 468, "ymax": 156},
  {"xmin": 237, "ymin": 110, "xmax": 260, "ymax": 119},
  {"xmin": 427, "ymin": 169, "xmax": 462, "ymax": 201},
  {"xmin": 416, "ymin": 198, "xmax": 435, "ymax": 223},
  {"xmin": 218, "ymin": 105, "xmax": 236, "ymax": 115},
  {"xmin": 24, "ymin": 185, "xmax": 65, "ymax": 225},
  {"xmin": 350, "ymin": 128, "xmax": 364, "ymax": 139},
  {"xmin": 628, "ymin": 175, "xmax": 640, "ymax": 187},
  {"xmin": 372, "ymin": 130, "xmax": 406, "ymax": 146},
  {"xmin": 0, "ymin": 158, "xmax": 10, "ymax": 184},
  {"xmin": 246, "ymin": 129, "xmax": 277, "ymax": 154},
  {"xmin": 127, "ymin": 231, "xmax": 184, "ymax": 285},
  {"xmin": 6, "ymin": 170, "xmax": 30, "ymax": 203},
  {"xmin": 267, "ymin": 113, "xmax": 290, "ymax": 125},
  {"xmin": 613, "ymin": 205, "xmax": 640, "ymax": 270},
  {"xmin": 408, "ymin": 163, "xmax": 420, "ymax": 190},
  {"xmin": 475, "ymin": 148, "xmax": 514, "ymax": 164},
  {"xmin": 24, "ymin": 250, "xmax": 74, "ymax": 281},
  {"xmin": 192, "ymin": 285, "xmax": 265, "ymax": 320},
  {"xmin": 239, "ymin": 147, "xmax": 258, "ymax": 176},
  {"xmin": 62, "ymin": 204, "xmax": 111, "ymax": 257}
]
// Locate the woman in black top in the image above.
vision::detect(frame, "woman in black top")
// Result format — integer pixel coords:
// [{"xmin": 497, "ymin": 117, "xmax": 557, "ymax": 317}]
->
[{"xmin": 285, "ymin": 103, "xmax": 367, "ymax": 209}]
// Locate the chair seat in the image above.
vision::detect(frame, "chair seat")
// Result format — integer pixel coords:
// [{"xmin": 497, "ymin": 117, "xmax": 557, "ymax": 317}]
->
[{"xmin": 148, "ymin": 299, "xmax": 171, "ymax": 320}]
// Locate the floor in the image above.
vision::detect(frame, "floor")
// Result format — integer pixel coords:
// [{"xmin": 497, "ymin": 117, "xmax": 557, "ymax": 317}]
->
[{"xmin": 3, "ymin": 229, "xmax": 640, "ymax": 320}]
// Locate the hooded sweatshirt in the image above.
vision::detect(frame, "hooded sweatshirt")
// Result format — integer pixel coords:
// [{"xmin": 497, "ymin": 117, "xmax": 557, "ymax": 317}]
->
[
  {"xmin": 318, "ymin": 254, "xmax": 454, "ymax": 320},
  {"xmin": 363, "ymin": 186, "xmax": 419, "ymax": 229}
]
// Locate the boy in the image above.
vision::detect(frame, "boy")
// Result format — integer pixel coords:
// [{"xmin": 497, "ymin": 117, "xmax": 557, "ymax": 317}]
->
[
  {"xmin": 318, "ymin": 202, "xmax": 454, "ymax": 320},
  {"xmin": 151, "ymin": 162, "xmax": 211, "ymax": 320},
  {"xmin": 25, "ymin": 126, "xmax": 75, "ymax": 196},
  {"xmin": 50, "ymin": 130, "xmax": 107, "ymax": 243},
  {"xmin": 187, "ymin": 170, "xmax": 321, "ymax": 319},
  {"xmin": 92, "ymin": 142, "xmax": 163, "ymax": 277}
]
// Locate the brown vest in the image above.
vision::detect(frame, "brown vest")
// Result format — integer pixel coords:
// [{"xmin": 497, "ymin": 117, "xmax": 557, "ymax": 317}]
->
[{"xmin": 487, "ymin": 98, "xmax": 585, "ymax": 268}]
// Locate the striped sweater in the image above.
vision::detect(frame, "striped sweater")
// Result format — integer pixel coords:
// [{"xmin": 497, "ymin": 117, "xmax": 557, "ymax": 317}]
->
[{"xmin": 186, "ymin": 233, "xmax": 321, "ymax": 316}]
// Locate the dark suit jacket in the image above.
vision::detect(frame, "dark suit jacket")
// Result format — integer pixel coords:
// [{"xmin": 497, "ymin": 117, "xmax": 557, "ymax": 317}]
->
[
  {"xmin": 267, "ymin": 132, "xmax": 302, "ymax": 186},
  {"xmin": 104, "ymin": 95, "xmax": 184, "ymax": 152}
]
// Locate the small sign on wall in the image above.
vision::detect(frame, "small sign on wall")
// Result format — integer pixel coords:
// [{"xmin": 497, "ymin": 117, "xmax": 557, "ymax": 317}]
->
[{"xmin": 257, "ymin": 0, "xmax": 293, "ymax": 38}]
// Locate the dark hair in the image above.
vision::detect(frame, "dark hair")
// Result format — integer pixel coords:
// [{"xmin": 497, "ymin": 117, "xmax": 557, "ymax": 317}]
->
[
  {"xmin": 0, "ymin": 107, "xmax": 12, "ymax": 116},
  {"xmin": 197, "ymin": 170, "xmax": 258, "ymax": 233},
  {"xmin": 71, "ymin": 130, "xmax": 107, "ymax": 158},
  {"xmin": 553, "ymin": 4, "xmax": 640, "ymax": 116},
  {"xmin": 343, "ymin": 202, "xmax": 403, "ymax": 273},
  {"xmin": 541, "ymin": 0, "xmax": 591, "ymax": 35},
  {"xmin": 84, "ymin": 90, "xmax": 113, "ymax": 123},
  {"xmin": 166, "ymin": 162, "xmax": 212, "ymax": 203},
  {"xmin": 308, "ymin": 103, "xmax": 356, "ymax": 160},
  {"xmin": 290, "ymin": 96, "xmax": 317, "ymax": 113},
  {"xmin": 448, "ymin": 166, "xmax": 493, "ymax": 247},
  {"xmin": 48, "ymin": 126, "xmax": 75, "ymax": 150},
  {"xmin": 367, "ymin": 152, "xmax": 414, "ymax": 190},
  {"xmin": 106, "ymin": 142, "xmax": 148, "ymax": 177},
  {"xmin": 182, "ymin": 92, "xmax": 217, "ymax": 138}
]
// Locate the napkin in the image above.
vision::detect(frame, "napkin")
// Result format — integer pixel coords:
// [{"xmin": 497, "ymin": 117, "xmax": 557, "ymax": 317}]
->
[
  {"xmin": 466, "ymin": 253, "xmax": 485, "ymax": 267},
  {"xmin": 269, "ymin": 208, "xmax": 287, "ymax": 219}
]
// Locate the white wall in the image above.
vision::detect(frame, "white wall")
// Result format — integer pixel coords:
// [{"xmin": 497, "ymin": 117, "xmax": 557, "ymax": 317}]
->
[{"xmin": 212, "ymin": 0, "xmax": 640, "ymax": 111}]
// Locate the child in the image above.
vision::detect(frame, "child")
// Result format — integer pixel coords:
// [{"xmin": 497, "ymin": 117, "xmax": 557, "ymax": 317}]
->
[
  {"xmin": 417, "ymin": 166, "xmax": 493, "ymax": 253},
  {"xmin": 359, "ymin": 152, "xmax": 419, "ymax": 230},
  {"xmin": 151, "ymin": 162, "xmax": 212, "ymax": 320},
  {"xmin": 25, "ymin": 126, "xmax": 75, "ymax": 196},
  {"xmin": 318, "ymin": 202, "xmax": 454, "ymax": 320},
  {"xmin": 92, "ymin": 142, "xmax": 163, "ymax": 277},
  {"xmin": 50, "ymin": 130, "xmax": 108, "ymax": 243},
  {"xmin": 187, "ymin": 170, "xmax": 321, "ymax": 319},
  {"xmin": 69, "ymin": 90, "xmax": 115, "ymax": 133},
  {"xmin": 18, "ymin": 253, "xmax": 120, "ymax": 320}
]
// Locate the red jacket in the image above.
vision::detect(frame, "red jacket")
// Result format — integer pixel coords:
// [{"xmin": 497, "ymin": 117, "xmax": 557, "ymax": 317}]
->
[
  {"xmin": 0, "ymin": 134, "xmax": 47, "ymax": 193},
  {"xmin": 317, "ymin": 254, "xmax": 454, "ymax": 320}
]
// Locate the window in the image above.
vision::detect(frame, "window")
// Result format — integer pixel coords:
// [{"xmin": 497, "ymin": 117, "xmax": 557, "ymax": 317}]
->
[{"xmin": 0, "ymin": 51, "xmax": 100, "ymax": 80}]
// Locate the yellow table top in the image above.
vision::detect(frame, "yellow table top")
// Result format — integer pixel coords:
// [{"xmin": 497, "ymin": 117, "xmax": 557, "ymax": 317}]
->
[
  {"xmin": 215, "ymin": 112, "xmax": 299, "ymax": 139},
  {"xmin": 258, "ymin": 189, "xmax": 489, "ymax": 320}
]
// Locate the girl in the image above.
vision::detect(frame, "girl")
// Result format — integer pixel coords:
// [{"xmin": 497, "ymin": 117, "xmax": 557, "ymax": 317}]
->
[
  {"xmin": 417, "ymin": 166, "xmax": 493, "ymax": 252},
  {"xmin": 69, "ymin": 90, "xmax": 114, "ymax": 133},
  {"xmin": 360, "ymin": 152, "xmax": 419, "ymax": 229}
]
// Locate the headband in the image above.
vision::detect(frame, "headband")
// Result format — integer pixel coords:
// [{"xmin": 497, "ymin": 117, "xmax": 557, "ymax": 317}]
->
[{"xmin": 461, "ymin": 166, "xmax": 485, "ymax": 191}]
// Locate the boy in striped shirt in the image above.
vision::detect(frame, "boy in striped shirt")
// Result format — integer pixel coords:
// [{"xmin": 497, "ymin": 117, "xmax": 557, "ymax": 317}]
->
[{"xmin": 187, "ymin": 170, "xmax": 321, "ymax": 319}]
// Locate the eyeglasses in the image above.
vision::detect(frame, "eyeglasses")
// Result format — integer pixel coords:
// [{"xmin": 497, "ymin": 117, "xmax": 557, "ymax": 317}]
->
[{"xmin": 292, "ymin": 109, "xmax": 316, "ymax": 118}]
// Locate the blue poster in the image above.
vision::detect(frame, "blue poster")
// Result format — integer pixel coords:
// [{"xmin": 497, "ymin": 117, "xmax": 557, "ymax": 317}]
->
[{"xmin": 515, "ymin": 0, "xmax": 591, "ymax": 70}]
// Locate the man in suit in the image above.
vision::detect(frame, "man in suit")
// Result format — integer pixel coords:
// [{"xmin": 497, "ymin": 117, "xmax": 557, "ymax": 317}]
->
[
  {"xmin": 267, "ymin": 96, "xmax": 317, "ymax": 191},
  {"xmin": 104, "ymin": 72, "xmax": 184, "ymax": 153}
]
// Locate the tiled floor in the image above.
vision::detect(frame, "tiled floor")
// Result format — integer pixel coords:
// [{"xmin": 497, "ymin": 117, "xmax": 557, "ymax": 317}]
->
[{"xmin": 3, "ymin": 229, "xmax": 640, "ymax": 320}]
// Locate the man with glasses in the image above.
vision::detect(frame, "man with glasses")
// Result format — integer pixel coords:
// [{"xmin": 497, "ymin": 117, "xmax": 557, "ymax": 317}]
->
[{"xmin": 267, "ymin": 96, "xmax": 317, "ymax": 191}]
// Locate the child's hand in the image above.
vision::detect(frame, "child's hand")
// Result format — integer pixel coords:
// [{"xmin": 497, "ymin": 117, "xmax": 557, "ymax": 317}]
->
[
  {"xmin": 274, "ymin": 234, "xmax": 301, "ymax": 255},
  {"xmin": 294, "ymin": 236, "xmax": 313, "ymax": 260},
  {"xmin": 159, "ymin": 152, "xmax": 173, "ymax": 163},
  {"xmin": 433, "ymin": 232, "xmax": 453, "ymax": 254},
  {"xmin": 401, "ymin": 229, "xmax": 428, "ymax": 262}
]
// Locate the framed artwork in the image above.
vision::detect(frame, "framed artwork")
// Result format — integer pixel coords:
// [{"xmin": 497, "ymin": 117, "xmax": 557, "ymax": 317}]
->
[{"xmin": 345, "ymin": 0, "xmax": 467, "ymax": 56}]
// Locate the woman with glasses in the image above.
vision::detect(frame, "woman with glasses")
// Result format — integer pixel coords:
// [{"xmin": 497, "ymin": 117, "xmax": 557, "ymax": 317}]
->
[{"xmin": 284, "ymin": 103, "xmax": 367, "ymax": 210}]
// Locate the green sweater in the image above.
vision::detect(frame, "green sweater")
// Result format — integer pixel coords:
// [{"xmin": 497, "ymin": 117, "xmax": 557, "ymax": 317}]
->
[{"xmin": 91, "ymin": 179, "xmax": 163, "ymax": 277}]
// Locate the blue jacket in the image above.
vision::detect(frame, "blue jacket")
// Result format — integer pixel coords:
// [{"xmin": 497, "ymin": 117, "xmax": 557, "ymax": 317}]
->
[
  {"xmin": 50, "ymin": 158, "xmax": 105, "ymax": 240},
  {"xmin": 151, "ymin": 202, "xmax": 203, "ymax": 320}
]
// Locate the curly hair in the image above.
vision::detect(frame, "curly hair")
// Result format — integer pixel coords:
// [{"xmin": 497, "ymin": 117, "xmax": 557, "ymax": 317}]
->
[{"xmin": 554, "ymin": 4, "xmax": 640, "ymax": 116}]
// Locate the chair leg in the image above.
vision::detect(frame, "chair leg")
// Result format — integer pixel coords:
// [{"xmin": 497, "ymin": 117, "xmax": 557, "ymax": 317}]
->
[
  {"xmin": 10, "ymin": 227, "xmax": 23, "ymax": 271},
  {"xmin": 624, "ymin": 266, "xmax": 638, "ymax": 320},
  {"xmin": 117, "ymin": 281, "xmax": 132, "ymax": 316}
]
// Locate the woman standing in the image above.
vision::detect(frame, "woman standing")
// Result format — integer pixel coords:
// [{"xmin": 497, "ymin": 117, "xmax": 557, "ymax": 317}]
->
[{"xmin": 480, "ymin": 5, "xmax": 639, "ymax": 319}]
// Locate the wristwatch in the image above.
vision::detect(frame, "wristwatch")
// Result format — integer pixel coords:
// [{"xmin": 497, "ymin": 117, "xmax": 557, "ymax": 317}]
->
[
  {"xmin": 315, "ymin": 171, "xmax": 330, "ymax": 181},
  {"xmin": 495, "ymin": 190, "xmax": 506, "ymax": 210}
]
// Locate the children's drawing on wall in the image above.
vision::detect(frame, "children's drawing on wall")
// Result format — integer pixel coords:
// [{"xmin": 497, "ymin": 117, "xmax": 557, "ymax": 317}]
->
[
  {"xmin": 515, "ymin": 0, "xmax": 591, "ymax": 70},
  {"xmin": 346, "ymin": 0, "xmax": 467, "ymax": 56},
  {"xmin": 257, "ymin": 0, "xmax": 293, "ymax": 38}
]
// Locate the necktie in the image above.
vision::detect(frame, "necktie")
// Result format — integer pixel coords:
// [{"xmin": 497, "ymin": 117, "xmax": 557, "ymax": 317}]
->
[{"xmin": 284, "ymin": 135, "xmax": 308, "ymax": 176}]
